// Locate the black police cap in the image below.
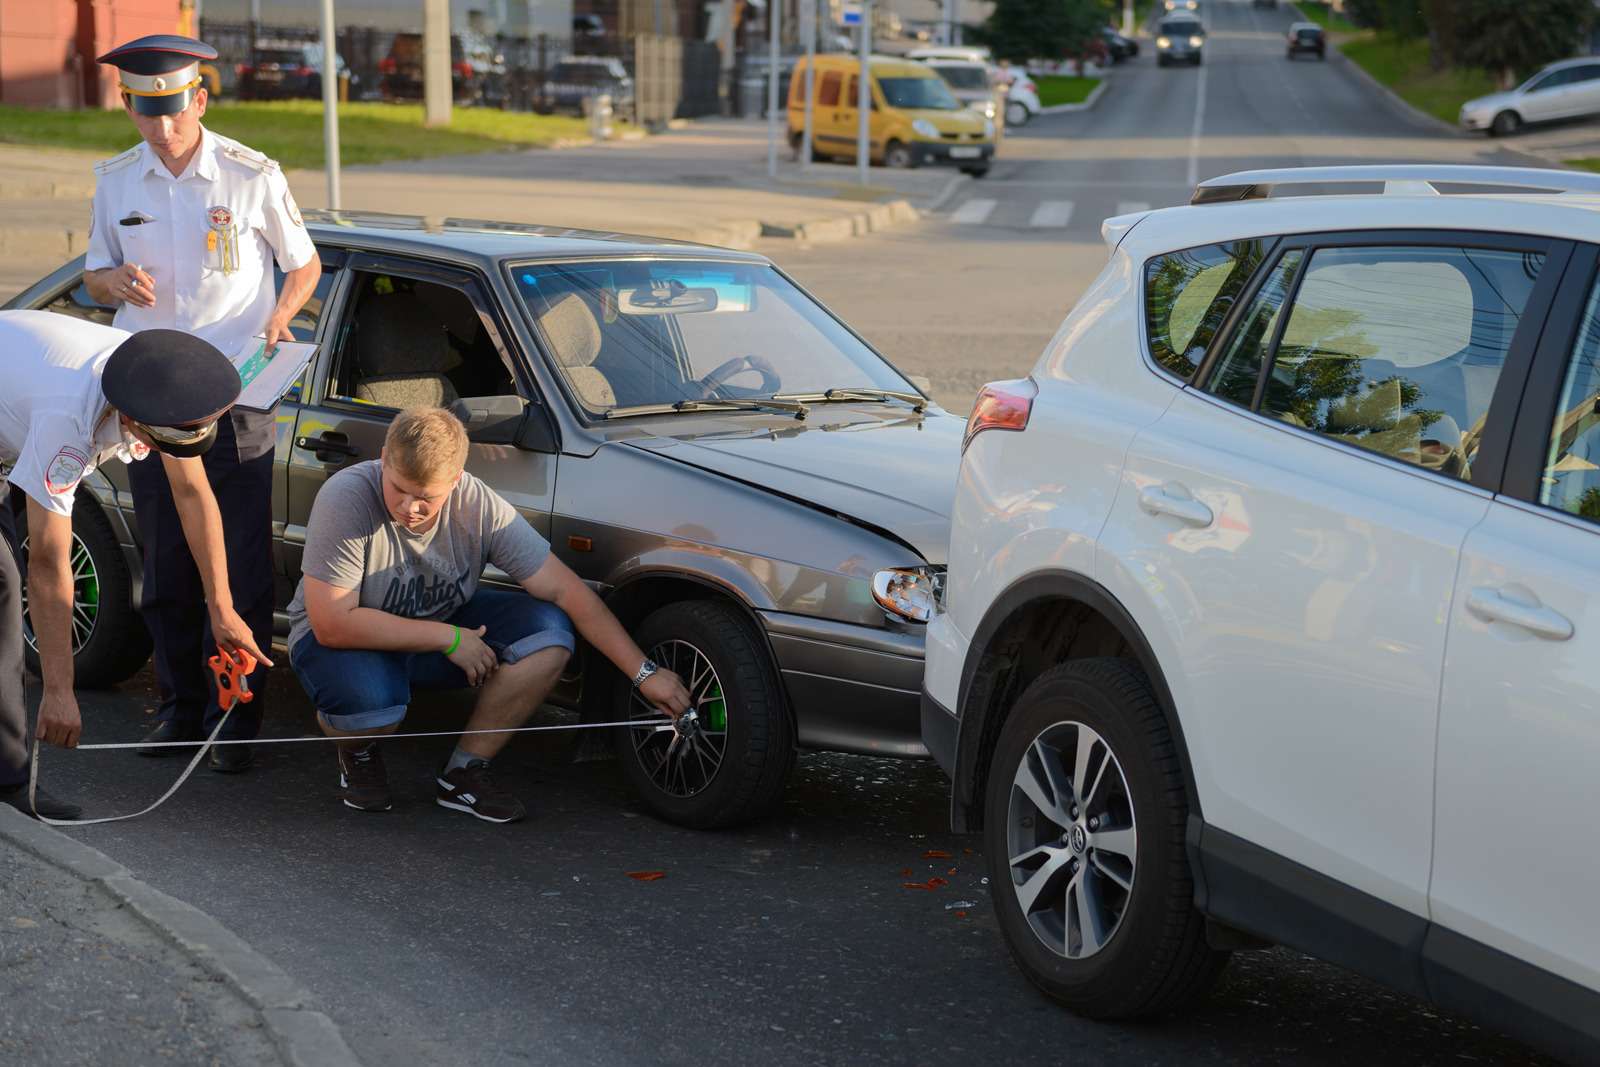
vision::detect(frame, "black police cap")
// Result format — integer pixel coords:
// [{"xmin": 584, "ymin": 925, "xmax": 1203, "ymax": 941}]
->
[
  {"xmin": 102, "ymin": 330, "xmax": 239, "ymax": 431},
  {"xmin": 95, "ymin": 35, "xmax": 218, "ymax": 74}
]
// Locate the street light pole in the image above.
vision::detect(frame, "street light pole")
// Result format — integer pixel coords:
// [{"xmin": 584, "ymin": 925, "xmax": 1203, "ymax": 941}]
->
[
  {"xmin": 766, "ymin": 0, "xmax": 780, "ymax": 178},
  {"xmin": 320, "ymin": 0, "xmax": 341, "ymax": 209},
  {"xmin": 1123, "ymin": 0, "xmax": 1134, "ymax": 37},
  {"xmin": 856, "ymin": 0, "xmax": 870, "ymax": 186},
  {"xmin": 800, "ymin": 0, "xmax": 816, "ymax": 168}
]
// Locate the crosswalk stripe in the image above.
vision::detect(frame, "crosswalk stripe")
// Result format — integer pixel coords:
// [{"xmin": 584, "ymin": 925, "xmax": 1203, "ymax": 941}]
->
[
  {"xmin": 1116, "ymin": 200, "xmax": 1152, "ymax": 215},
  {"xmin": 1028, "ymin": 200, "xmax": 1075, "ymax": 228},
  {"xmin": 951, "ymin": 198, "xmax": 998, "ymax": 225}
]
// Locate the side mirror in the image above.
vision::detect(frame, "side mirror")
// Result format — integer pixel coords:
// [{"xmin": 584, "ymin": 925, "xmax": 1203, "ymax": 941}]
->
[{"xmin": 463, "ymin": 395, "xmax": 558, "ymax": 453}]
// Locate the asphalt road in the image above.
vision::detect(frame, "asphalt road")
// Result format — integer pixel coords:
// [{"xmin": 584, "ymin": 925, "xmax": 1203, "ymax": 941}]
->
[{"xmin": 33, "ymin": 3, "xmax": 1561, "ymax": 1064}]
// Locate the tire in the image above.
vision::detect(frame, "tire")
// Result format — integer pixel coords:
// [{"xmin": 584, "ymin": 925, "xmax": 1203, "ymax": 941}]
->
[
  {"xmin": 983, "ymin": 658, "xmax": 1227, "ymax": 1019},
  {"xmin": 1157, "ymin": 56, "xmax": 1168, "ymax": 68},
  {"xmin": 962, "ymin": 165, "xmax": 990, "ymax": 178},
  {"xmin": 884, "ymin": 140, "xmax": 916, "ymax": 169},
  {"xmin": 613, "ymin": 600, "xmax": 793, "ymax": 830},
  {"xmin": 1005, "ymin": 100, "xmax": 1030, "ymax": 127},
  {"xmin": 17, "ymin": 501, "xmax": 151, "ymax": 689},
  {"xmin": 1490, "ymin": 110, "xmax": 1521, "ymax": 137}
]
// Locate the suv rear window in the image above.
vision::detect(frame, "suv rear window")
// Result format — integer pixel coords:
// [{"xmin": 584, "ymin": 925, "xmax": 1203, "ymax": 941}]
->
[{"xmin": 1144, "ymin": 240, "xmax": 1268, "ymax": 381}]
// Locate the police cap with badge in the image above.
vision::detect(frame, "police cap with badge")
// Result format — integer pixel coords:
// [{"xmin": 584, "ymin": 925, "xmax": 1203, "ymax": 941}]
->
[
  {"xmin": 97, "ymin": 35, "xmax": 217, "ymax": 117},
  {"xmin": 103, "ymin": 331, "xmax": 239, "ymax": 458}
]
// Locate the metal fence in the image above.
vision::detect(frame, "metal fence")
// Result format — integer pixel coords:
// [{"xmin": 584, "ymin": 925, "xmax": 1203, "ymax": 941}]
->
[{"xmin": 198, "ymin": 19, "xmax": 722, "ymax": 122}]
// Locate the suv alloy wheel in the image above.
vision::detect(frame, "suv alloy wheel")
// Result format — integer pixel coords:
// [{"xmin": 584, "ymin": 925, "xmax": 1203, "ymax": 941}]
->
[{"xmin": 984, "ymin": 659, "xmax": 1225, "ymax": 1017}]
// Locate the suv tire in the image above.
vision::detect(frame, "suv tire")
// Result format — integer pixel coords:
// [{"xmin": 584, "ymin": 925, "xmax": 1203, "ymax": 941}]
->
[
  {"xmin": 1005, "ymin": 100, "xmax": 1030, "ymax": 127},
  {"xmin": 983, "ymin": 658, "xmax": 1226, "ymax": 1019},
  {"xmin": 614, "ymin": 600, "xmax": 793, "ymax": 829},
  {"xmin": 17, "ymin": 501, "xmax": 151, "ymax": 688},
  {"xmin": 1490, "ymin": 110, "xmax": 1521, "ymax": 137},
  {"xmin": 884, "ymin": 140, "xmax": 916, "ymax": 169}
]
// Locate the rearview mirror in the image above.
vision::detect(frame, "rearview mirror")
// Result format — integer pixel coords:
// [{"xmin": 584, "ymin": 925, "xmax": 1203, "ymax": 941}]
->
[{"xmin": 618, "ymin": 283, "xmax": 719, "ymax": 315}]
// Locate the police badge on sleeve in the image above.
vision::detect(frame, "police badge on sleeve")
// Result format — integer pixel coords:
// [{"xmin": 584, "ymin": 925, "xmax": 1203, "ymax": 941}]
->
[
  {"xmin": 283, "ymin": 189, "xmax": 303, "ymax": 227},
  {"xmin": 45, "ymin": 446, "xmax": 88, "ymax": 495}
]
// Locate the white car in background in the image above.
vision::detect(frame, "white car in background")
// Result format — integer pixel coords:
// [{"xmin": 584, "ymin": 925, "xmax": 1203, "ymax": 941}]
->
[
  {"xmin": 921, "ymin": 165, "xmax": 1600, "ymax": 1064},
  {"xmin": 1460, "ymin": 56, "xmax": 1600, "ymax": 136},
  {"xmin": 908, "ymin": 47, "xmax": 1040, "ymax": 127}
]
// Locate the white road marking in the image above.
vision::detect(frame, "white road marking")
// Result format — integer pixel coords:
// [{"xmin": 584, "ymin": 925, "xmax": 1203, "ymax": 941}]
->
[
  {"xmin": 1028, "ymin": 200, "xmax": 1075, "ymax": 227},
  {"xmin": 1116, "ymin": 200, "xmax": 1152, "ymax": 215},
  {"xmin": 1187, "ymin": 62, "xmax": 1208, "ymax": 188},
  {"xmin": 951, "ymin": 198, "xmax": 998, "ymax": 224}
]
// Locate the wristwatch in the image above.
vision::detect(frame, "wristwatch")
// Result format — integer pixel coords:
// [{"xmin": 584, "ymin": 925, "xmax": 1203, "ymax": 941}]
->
[{"xmin": 632, "ymin": 658, "xmax": 658, "ymax": 688}]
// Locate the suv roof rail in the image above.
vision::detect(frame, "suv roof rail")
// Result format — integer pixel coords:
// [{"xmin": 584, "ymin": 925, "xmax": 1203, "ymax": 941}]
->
[{"xmin": 1190, "ymin": 165, "xmax": 1600, "ymax": 205}]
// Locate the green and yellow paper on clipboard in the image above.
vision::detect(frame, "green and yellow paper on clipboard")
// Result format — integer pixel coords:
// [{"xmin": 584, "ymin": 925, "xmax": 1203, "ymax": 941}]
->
[{"xmin": 229, "ymin": 337, "xmax": 318, "ymax": 412}]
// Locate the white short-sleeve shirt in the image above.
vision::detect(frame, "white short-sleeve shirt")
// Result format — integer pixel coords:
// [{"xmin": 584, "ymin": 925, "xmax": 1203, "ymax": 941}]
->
[
  {"xmin": 0, "ymin": 311, "xmax": 147, "ymax": 518},
  {"xmin": 85, "ymin": 127, "xmax": 317, "ymax": 360}
]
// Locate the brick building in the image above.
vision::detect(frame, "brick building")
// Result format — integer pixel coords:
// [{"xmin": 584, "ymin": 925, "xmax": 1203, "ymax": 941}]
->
[{"xmin": 0, "ymin": 0, "xmax": 179, "ymax": 108}]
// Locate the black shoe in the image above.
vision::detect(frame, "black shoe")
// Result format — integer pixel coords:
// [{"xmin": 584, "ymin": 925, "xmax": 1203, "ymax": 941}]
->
[
  {"xmin": 0, "ymin": 782, "xmax": 82, "ymax": 821},
  {"xmin": 137, "ymin": 720, "xmax": 202, "ymax": 757},
  {"xmin": 436, "ymin": 760, "xmax": 525, "ymax": 824},
  {"xmin": 337, "ymin": 744, "xmax": 392, "ymax": 812},
  {"xmin": 208, "ymin": 743, "xmax": 254, "ymax": 774}
]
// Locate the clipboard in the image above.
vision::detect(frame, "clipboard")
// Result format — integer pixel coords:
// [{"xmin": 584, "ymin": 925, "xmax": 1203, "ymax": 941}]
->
[{"xmin": 229, "ymin": 337, "xmax": 318, "ymax": 413}]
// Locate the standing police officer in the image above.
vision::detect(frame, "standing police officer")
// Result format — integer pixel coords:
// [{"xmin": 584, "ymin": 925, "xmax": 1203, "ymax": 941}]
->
[{"xmin": 83, "ymin": 35, "xmax": 320, "ymax": 772}]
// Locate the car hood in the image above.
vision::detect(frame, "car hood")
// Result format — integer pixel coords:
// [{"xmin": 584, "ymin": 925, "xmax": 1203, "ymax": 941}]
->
[
  {"xmin": 1463, "ymin": 90, "xmax": 1516, "ymax": 111},
  {"xmin": 616, "ymin": 407, "xmax": 962, "ymax": 562},
  {"xmin": 908, "ymin": 107, "xmax": 987, "ymax": 133}
]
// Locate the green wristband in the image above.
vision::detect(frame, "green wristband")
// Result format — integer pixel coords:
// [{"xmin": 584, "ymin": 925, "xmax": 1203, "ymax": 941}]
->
[{"xmin": 444, "ymin": 625, "xmax": 462, "ymax": 656}]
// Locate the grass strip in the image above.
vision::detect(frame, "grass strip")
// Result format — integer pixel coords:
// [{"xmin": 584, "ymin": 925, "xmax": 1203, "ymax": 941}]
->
[
  {"xmin": 1033, "ymin": 75, "xmax": 1101, "ymax": 108},
  {"xmin": 1338, "ymin": 33, "xmax": 1496, "ymax": 126}
]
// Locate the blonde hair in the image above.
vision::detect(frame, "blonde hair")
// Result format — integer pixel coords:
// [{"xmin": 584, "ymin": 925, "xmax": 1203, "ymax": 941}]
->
[{"xmin": 384, "ymin": 407, "xmax": 469, "ymax": 483}]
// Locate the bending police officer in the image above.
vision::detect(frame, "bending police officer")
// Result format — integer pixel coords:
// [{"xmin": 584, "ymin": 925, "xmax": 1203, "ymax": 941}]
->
[
  {"xmin": 0, "ymin": 312, "xmax": 272, "ymax": 820},
  {"xmin": 83, "ymin": 35, "xmax": 320, "ymax": 772}
]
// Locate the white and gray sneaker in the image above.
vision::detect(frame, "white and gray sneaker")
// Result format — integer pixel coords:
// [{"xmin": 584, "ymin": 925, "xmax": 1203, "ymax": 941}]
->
[
  {"xmin": 436, "ymin": 760, "xmax": 525, "ymax": 823},
  {"xmin": 337, "ymin": 744, "xmax": 392, "ymax": 812}
]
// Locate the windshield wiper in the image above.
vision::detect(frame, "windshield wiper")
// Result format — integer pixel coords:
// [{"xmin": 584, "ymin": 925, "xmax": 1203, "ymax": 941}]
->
[
  {"xmin": 773, "ymin": 388, "xmax": 927, "ymax": 412},
  {"xmin": 605, "ymin": 397, "xmax": 809, "ymax": 420}
]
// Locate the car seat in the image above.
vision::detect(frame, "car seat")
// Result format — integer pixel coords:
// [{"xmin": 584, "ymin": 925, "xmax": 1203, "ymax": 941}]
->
[
  {"xmin": 353, "ymin": 292, "xmax": 464, "ymax": 412},
  {"xmin": 538, "ymin": 292, "xmax": 616, "ymax": 410}
]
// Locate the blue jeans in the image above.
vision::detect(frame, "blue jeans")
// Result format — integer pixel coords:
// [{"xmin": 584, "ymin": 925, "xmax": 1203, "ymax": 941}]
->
[{"xmin": 290, "ymin": 588, "xmax": 575, "ymax": 731}]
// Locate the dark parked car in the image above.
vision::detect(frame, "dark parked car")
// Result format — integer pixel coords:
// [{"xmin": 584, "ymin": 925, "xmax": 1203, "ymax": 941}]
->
[
  {"xmin": 1101, "ymin": 27, "xmax": 1139, "ymax": 63},
  {"xmin": 1287, "ymin": 22, "xmax": 1326, "ymax": 59},
  {"xmin": 541, "ymin": 56, "xmax": 634, "ymax": 119},
  {"xmin": 6, "ymin": 215, "xmax": 959, "ymax": 830},
  {"xmin": 380, "ymin": 33, "xmax": 504, "ymax": 106},
  {"xmin": 237, "ymin": 44, "xmax": 352, "ymax": 101}
]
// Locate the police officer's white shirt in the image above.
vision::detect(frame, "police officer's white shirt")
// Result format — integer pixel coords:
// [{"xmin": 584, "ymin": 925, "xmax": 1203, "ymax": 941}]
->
[
  {"xmin": 85, "ymin": 127, "xmax": 317, "ymax": 360},
  {"xmin": 0, "ymin": 311, "xmax": 146, "ymax": 519}
]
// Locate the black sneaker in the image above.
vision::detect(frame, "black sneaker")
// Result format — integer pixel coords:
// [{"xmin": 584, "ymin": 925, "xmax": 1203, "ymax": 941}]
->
[
  {"xmin": 0, "ymin": 782, "xmax": 82, "ymax": 821},
  {"xmin": 436, "ymin": 760, "xmax": 525, "ymax": 824},
  {"xmin": 337, "ymin": 744, "xmax": 392, "ymax": 812}
]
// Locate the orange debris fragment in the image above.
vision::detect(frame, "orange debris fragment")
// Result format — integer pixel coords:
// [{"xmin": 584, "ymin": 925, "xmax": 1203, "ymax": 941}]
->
[{"xmin": 626, "ymin": 871, "xmax": 667, "ymax": 881}]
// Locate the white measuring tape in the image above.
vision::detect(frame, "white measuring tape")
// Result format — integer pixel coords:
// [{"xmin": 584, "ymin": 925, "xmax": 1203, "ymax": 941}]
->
[{"xmin": 26, "ymin": 710, "xmax": 688, "ymax": 828}]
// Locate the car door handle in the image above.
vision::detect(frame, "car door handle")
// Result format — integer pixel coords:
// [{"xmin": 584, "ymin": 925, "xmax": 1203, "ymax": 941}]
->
[
  {"xmin": 1138, "ymin": 484, "xmax": 1213, "ymax": 528},
  {"xmin": 295, "ymin": 432, "xmax": 359, "ymax": 459},
  {"xmin": 1465, "ymin": 586, "xmax": 1574, "ymax": 641}
]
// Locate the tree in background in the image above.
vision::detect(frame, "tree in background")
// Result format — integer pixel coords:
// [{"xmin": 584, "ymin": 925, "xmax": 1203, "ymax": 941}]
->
[
  {"xmin": 1447, "ymin": 0, "xmax": 1593, "ymax": 88},
  {"xmin": 975, "ymin": 0, "xmax": 1109, "ymax": 65}
]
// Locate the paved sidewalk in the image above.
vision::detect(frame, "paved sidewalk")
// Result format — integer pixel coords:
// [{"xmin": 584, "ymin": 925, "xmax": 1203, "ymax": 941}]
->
[
  {"xmin": 0, "ymin": 117, "xmax": 952, "ymax": 299},
  {"xmin": 0, "ymin": 807, "xmax": 358, "ymax": 1067}
]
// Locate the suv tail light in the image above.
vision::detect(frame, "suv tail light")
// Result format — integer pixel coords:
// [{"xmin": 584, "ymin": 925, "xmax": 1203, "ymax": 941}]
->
[
  {"xmin": 963, "ymin": 377, "xmax": 1036, "ymax": 452},
  {"xmin": 378, "ymin": 57, "xmax": 397, "ymax": 74},
  {"xmin": 296, "ymin": 66, "xmax": 314, "ymax": 77},
  {"xmin": 454, "ymin": 61, "xmax": 474, "ymax": 78}
]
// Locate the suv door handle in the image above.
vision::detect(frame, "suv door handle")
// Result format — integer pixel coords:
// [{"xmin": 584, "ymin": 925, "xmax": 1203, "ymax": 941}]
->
[
  {"xmin": 295, "ymin": 432, "xmax": 359, "ymax": 460},
  {"xmin": 1138, "ymin": 484, "xmax": 1213, "ymax": 528},
  {"xmin": 1465, "ymin": 586, "xmax": 1574, "ymax": 641}
]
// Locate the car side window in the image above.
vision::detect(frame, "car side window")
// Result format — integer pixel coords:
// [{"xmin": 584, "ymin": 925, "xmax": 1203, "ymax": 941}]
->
[
  {"xmin": 1539, "ymin": 277, "xmax": 1600, "ymax": 523},
  {"xmin": 329, "ymin": 271, "xmax": 520, "ymax": 413},
  {"xmin": 1201, "ymin": 250, "xmax": 1303, "ymax": 407},
  {"xmin": 273, "ymin": 259, "xmax": 339, "ymax": 403},
  {"xmin": 1143, "ymin": 239, "xmax": 1268, "ymax": 382},
  {"xmin": 42, "ymin": 281, "xmax": 114, "ymax": 328},
  {"xmin": 1257, "ymin": 245, "xmax": 1546, "ymax": 482},
  {"xmin": 818, "ymin": 71, "xmax": 842, "ymax": 107}
]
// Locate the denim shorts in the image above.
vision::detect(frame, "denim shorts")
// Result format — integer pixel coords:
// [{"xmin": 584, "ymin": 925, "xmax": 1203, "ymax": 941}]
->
[{"xmin": 289, "ymin": 588, "xmax": 576, "ymax": 731}]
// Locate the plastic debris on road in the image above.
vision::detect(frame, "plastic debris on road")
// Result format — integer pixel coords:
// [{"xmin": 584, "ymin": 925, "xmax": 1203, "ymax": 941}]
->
[
  {"xmin": 944, "ymin": 900, "xmax": 977, "ymax": 910},
  {"xmin": 901, "ymin": 876, "xmax": 950, "ymax": 891},
  {"xmin": 626, "ymin": 871, "xmax": 667, "ymax": 881},
  {"xmin": 923, "ymin": 849, "xmax": 952, "ymax": 859}
]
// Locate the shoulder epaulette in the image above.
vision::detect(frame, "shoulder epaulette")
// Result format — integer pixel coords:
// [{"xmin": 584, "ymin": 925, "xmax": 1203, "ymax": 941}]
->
[
  {"xmin": 220, "ymin": 143, "xmax": 281, "ymax": 175},
  {"xmin": 93, "ymin": 147, "xmax": 140, "ymax": 176}
]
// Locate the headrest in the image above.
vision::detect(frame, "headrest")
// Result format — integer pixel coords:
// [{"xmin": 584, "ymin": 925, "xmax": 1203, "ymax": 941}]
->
[
  {"xmin": 356, "ymin": 292, "xmax": 452, "ymax": 377},
  {"xmin": 538, "ymin": 292, "xmax": 602, "ymax": 369}
]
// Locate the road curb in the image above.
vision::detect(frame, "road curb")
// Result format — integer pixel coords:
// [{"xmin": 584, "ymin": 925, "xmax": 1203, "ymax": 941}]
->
[
  {"xmin": 1039, "ymin": 78, "xmax": 1109, "ymax": 116},
  {"xmin": 757, "ymin": 198, "xmax": 920, "ymax": 245},
  {"xmin": 0, "ymin": 806, "xmax": 362, "ymax": 1067}
]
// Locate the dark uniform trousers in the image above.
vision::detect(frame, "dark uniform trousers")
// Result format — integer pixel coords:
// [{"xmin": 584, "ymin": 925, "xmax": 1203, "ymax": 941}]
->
[
  {"xmin": 129, "ymin": 411, "xmax": 275, "ymax": 742},
  {"xmin": 0, "ymin": 496, "xmax": 32, "ymax": 786}
]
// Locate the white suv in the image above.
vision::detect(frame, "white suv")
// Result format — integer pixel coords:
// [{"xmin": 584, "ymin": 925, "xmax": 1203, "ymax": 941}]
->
[{"xmin": 922, "ymin": 166, "xmax": 1600, "ymax": 1062}]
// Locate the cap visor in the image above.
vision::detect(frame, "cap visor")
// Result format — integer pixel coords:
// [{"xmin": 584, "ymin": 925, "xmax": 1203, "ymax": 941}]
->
[{"xmin": 127, "ymin": 90, "xmax": 194, "ymax": 117}]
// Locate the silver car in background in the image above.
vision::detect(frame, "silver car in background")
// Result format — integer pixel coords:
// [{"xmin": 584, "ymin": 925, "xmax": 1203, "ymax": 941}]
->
[
  {"xmin": 7, "ymin": 215, "xmax": 962, "ymax": 830},
  {"xmin": 1460, "ymin": 57, "xmax": 1600, "ymax": 137}
]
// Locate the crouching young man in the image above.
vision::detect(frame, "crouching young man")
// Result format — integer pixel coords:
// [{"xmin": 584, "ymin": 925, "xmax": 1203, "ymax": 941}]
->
[{"xmin": 287, "ymin": 407, "xmax": 690, "ymax": 822}]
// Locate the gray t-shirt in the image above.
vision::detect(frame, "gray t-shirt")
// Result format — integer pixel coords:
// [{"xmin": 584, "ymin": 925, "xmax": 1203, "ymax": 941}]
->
[{"xmin": 285, "ymin": 461, "xmax": 551, "ymax": 651}]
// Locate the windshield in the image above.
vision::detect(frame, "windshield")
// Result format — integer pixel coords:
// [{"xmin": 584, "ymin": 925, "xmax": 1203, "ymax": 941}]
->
[
  {"xmin": 929, "ymin": 65, "xmax": 989, "ymax": 90},
  {"xmin": 513, "ymin": 260, "xmax": 913, "ymax": 416},
  {"xmin": 1161, "ymin": 19, "xmax": 1202, "ymax": 34},
  {"xmin": 878, "ymin": 76, "xmax": 960, "ymax": 110}
]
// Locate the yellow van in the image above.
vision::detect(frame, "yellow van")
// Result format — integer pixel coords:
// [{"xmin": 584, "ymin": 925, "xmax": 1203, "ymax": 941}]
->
[{"xmin": 787, "ymin": 54, "xmax": 995, "ymax": 176}]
